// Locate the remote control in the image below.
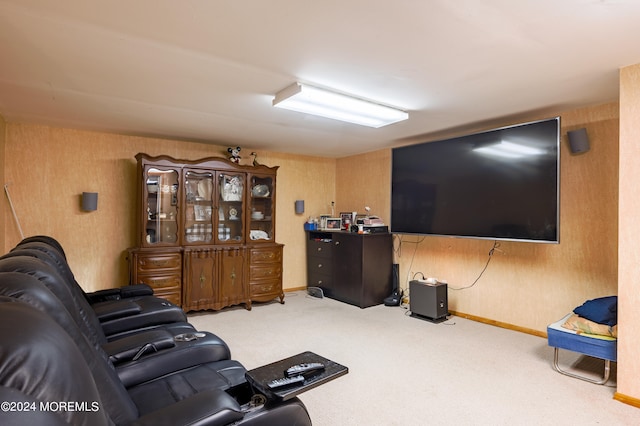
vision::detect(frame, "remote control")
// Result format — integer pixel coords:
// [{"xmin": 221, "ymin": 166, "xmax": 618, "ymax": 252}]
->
[
  {"xmin": 266, "ymin": 375, "xmax": 305, "ymax": 389},
  {"xmin": 285, "ymin": 362, "xmax": 325, "ymax": 377}
]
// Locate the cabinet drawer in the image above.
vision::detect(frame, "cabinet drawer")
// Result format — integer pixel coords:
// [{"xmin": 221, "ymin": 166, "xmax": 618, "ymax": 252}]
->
[
  {"xmin": 250, "ymin": 263, "xmax": 282, "ymax": 280},
  {"xmin": 250, "ymin": 280, "xmax": 281, "ymax": 297},
  {"xmin": 308, "ymin": 272, "xmax": 332, "ymax": 287},
  {"xmin": 250, "ymin": 247, "xmax": 282, "ymax": 263},
  {"xmin": 136, "ymin": 253, "xmax": 182, "ymax": 271},
  {"xmin": 136, "ymin": 273, "xmax": 182, "ymax": 291},
  {"xmin": 307, "ymin": 256, "xmax": 332, "ymax": 275},
  {"xmin": 307, "ymin": 240, "xmax": 332, "ymax": 258}
]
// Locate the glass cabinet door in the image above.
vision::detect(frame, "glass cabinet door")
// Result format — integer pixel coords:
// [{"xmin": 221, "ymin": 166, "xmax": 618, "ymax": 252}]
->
[
  {"xmin": 145, "ymin": 168, "xmax": 179, "ymax": 245},
  {"xmin": 184, "ymin": 170, "xmax": 214, "ymax": 243},
  {"xmin": 248, "ymin": 175, "xmax": 274, "ymax": 242},
  {"xmin": 217, "ymin": 172, "xmax": 244, "ymax": 243}
]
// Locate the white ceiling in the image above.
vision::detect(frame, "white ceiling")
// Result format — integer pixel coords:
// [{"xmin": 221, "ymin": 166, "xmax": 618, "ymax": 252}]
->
[{"xmin": 1, "ymin": 0, "xmax": 640, "ymax": 158}]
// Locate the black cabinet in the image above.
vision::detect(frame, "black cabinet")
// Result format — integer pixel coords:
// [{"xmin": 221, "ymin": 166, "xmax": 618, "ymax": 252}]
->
[{"xmin": 306, "ymin": 231, "xmax": 393, "ymax": 308}]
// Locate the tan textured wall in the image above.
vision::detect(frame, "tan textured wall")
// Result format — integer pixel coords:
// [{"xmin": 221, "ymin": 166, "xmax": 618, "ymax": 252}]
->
[
  {"xmin": 336, "ymin": 149, "xmax": 391, "ymax": 220},
  {"xmin": 2, "ymin": 124, "xmax": 335, "ymax": 292},
  {"xmin": 267, "ymin": 152, "xmax": 336, "ymax": 289},
  {"xmin": 618, "ymin": 63, "xmax": 640, "ymax": 401},
  {"xmin": 337, "ymin": 103, "xmax": 619, "ymax": 334}
]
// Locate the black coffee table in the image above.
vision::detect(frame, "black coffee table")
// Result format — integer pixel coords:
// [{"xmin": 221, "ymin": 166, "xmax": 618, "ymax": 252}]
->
[{"xmin": 245, "ymin": 351, "xmax": 348, "ymax": 401}]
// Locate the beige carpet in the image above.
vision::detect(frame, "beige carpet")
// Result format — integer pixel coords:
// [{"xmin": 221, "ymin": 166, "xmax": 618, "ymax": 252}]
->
[{"xmin": 188, "ymin": 291, "xmax": 637, "ymax": 425}]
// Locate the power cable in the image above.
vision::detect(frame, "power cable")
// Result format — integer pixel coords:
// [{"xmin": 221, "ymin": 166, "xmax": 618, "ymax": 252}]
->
[{"xmin": 448, "ymin": 241, "xmax": 499, "ymax": 290}]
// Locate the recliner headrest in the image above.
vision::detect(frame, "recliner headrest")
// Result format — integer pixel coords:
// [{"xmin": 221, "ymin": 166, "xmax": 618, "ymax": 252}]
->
[
  {"xmin": 0, "ymin": 255, "xmax": 106, "ymax": 347},
  {"xmin": 17, "ymin": 235, "xmax": 67, "ymax": 259}
]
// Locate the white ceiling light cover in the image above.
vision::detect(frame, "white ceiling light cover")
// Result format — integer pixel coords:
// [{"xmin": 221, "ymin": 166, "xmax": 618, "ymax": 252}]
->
[{"xmin": 273, "ymin": 83, "xmax": 409, "ymax": 128}]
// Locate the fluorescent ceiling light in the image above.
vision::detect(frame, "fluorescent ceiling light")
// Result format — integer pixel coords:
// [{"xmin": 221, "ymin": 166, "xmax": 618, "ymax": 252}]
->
[
  {"xmin": 273, "ymin": 82, "xmax": 408, "ymax": 128},
  {"xmin": 474, "ymin": 140, "xmax": 545, "ymax": 158}
]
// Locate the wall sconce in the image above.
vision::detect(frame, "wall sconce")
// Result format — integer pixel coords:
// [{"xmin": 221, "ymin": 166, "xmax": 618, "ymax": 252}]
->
[
  {"xmin": 295, "ymin": 200, "xmax": 305, "ymax": 215},
  {"xmin": 82, "ymin": 192, "xmax": 98, "ymax": 211}
]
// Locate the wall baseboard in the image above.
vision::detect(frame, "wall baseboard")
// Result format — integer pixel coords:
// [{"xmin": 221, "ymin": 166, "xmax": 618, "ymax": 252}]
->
[
  {"xmin": 449, "ymin": 310, "xmax": 547, "ymax": 338},
  {"xmin": 285, "ymin": 286, "xmax": 308, "ymax": 293},
  {"xmin": 281, "ymin": 296, "xmax": 549, "ymax": 337}
]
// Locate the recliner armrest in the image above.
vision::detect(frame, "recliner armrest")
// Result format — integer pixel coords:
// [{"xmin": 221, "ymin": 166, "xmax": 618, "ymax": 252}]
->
[
  {"xmin": 93, "ymin": 299, "xmax": 142, "ymax": 321},
  {"xmin": 119, "ymin": 283, "xmax": 155, "ymax": 298},
  {"xmin": 130, "ymin": 389, "xmax": 244, "ymax": 426},
  {"xmin": 103, "ymin": 329, "xmax": 175, "ymax": 364},
  {"xmin": 85, "ymin": 284, "xmax": 154, "ymax": 304},
  {"xmin": 85, "ymin": 288, "xmax": 122, "ymax": 303},
  {"xmin": 116, "ymin": 334, "xmax": 234, "ymax": 388}
]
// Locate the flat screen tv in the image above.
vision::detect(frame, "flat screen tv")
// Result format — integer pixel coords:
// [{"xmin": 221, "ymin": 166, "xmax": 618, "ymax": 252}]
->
[{"xmin": 391, "ymin": 117, "xmax": 560, "ymax": 243}]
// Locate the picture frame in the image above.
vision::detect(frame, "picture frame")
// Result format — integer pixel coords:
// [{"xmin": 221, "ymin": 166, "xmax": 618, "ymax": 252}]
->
[
  {"xmin": 325, "ymin": 217, "xmax": 342, "ymax": 230},
  {"xmin": 340, "ymin": 212, "xmax": 353, "ymax": 230},
  {"xmin": 194, "ymin": 205, "xmax": 206, "ymax": 221},
  {"xmin": 221, "ymin": 175, "xmax": 243, "ymax": 201}
]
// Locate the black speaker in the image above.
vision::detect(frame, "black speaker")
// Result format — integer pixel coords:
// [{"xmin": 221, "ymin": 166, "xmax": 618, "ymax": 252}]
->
[
  {"xmin": 384, "ymin": 264, "xmax": 401, "ymax": 306},
  {"xmin": 391, "ymin": 263, "xmax": 399, "ymax": 292},
  {"xmin": 567, "ymin": 128, "xmax": 590, "ymax": 154}
]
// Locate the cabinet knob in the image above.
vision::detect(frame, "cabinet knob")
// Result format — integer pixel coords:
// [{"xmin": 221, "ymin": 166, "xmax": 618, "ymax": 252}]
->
[
  {"xmin": 317, "ymin": 263, "xmax": 322, "ymax": 268},
  {"xmin": 317, "ymin": 280, "xmax": 323, "ymax": 285},
  {"xmin": 317, "ymin": 247, "xmax": 322, "ymax": 252},
  {"xmin": 335, "ymin": 241, "xmax": 340, "ymax": 245}
]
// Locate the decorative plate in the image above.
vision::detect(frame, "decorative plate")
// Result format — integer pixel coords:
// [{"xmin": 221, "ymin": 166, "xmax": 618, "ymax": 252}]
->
[{"xmin": 252, "ymin": 184, "xmax": 270, "ymax": 197}]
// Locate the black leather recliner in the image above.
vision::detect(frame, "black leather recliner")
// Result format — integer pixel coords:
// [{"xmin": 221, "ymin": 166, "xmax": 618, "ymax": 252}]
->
[
  {"xmin": 0, "ymin": 256, "xmax": 308, "ymax": 425},
  {"xmin": 0, "ymin": 296, "xmax": 312, "ymax": 426},
  {"xmin": 2, "ymin": 247, "xmax": 191, "ymax": 339},
  {"xmin": 0, "ymin": 257, "xmax": 235, "ymax": 387},
  {"xmin": 11, "ymin": 239, "xmax": 187, "ymax": 337},
  {"xmin": 0, "ymin": 236, "xmax": 315, "ymax": 425},
  {"xmin": 0, "ymin": 297, "xmax": 112, "ymax": 426}
]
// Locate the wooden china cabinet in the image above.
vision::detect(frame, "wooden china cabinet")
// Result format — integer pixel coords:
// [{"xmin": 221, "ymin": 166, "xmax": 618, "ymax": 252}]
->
[{"xmin": 128, "ymin": 153, "xmax": 284, "ymax": 312}]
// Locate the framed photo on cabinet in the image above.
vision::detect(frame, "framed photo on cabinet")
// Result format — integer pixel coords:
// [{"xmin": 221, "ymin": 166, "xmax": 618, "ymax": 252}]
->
[
  {"xmin": 340, "ymin": 212, "xmax": 353, "ymax": 230},
  {"xmin": 325, "ymin": 218, "xmax": 342, "ymax": 230}
]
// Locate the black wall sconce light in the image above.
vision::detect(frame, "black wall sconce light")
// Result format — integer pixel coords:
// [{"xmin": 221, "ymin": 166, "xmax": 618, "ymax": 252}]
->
[
  {"xmin": 82, "ymin": 192, "xmax": 98, "ymax": 211},
  {"xmin": 567, "ymin": 128, "xmax": 590, "ymax": 154}
]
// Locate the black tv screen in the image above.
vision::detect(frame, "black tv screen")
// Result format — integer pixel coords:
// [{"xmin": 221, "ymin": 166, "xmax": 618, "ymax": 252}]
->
[{"xmin": 391, "ymin": 117, "xmax": 560, "ymax": 243}]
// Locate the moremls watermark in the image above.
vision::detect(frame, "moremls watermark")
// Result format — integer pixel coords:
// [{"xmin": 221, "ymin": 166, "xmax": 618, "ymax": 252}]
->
[{"xmin": 1, "ymin": 401, "xmax": 100, "ymax": 413}]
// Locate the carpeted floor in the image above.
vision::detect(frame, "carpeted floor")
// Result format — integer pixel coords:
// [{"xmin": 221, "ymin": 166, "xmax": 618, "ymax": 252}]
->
[{"xmin": 188, "ymin": 291, "xmax": 637, "ymax": 425}]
